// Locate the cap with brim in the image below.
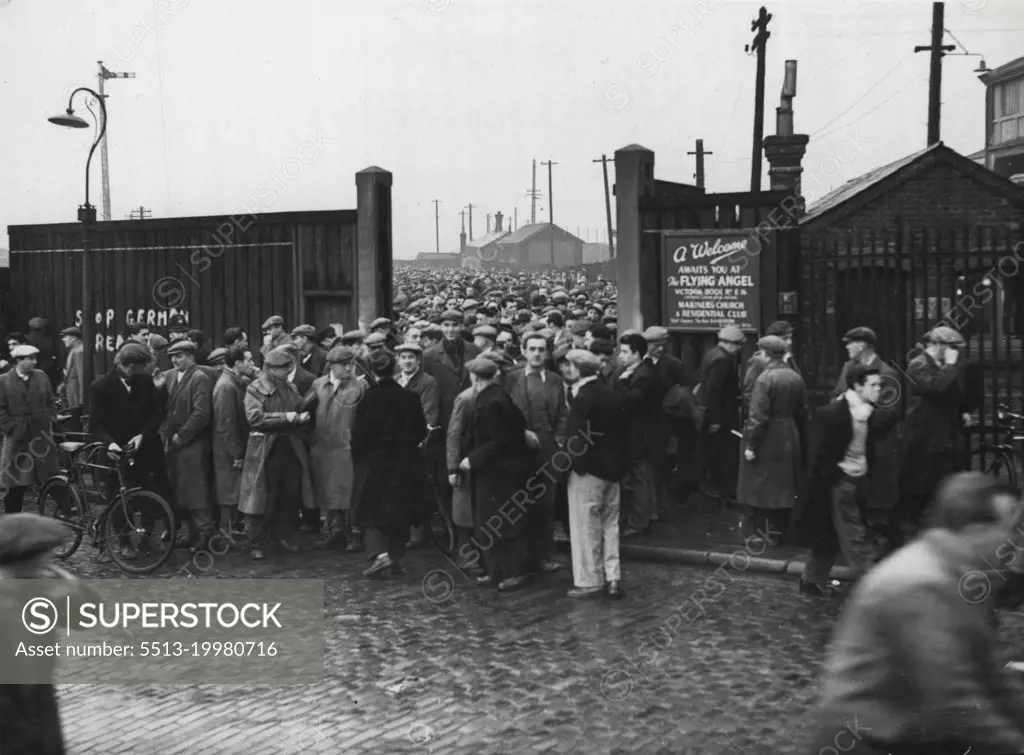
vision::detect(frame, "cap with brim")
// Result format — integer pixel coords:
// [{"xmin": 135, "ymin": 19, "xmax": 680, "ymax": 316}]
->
[
  {"xmin": 0, "ymin": 513, "xmax": 73, "ymax": 565},
  {"xmin": 568, "ymin": 321, "xmax": 590, "ymax": 335},
  {"xmin": 927, "ymin": 325, "xmax": 965, "ymax": 346},
  {"xmin": 566, "ymin": 349, "xmax": 602, "ymax": 372},
  {"xmin": 261, "ymin": 315, "xmax": 285, "ymax": 329},
  {"xmin": 765, "ymin": 321, "xmax": 793, "ymax": 337},
  {"xmin": 642, "ymin": 326, "xmax": 669, "ymax": 343},
  {"xmin": 466, "ymin": 358, "xmax": 498, "ymax": 378},
  {"xmin": 207, "ymin": 347, "xmax": 228, "ymax": 365},
  {"xmin": 462, "ymin": 299, "xmax": 479, "ymax": 309},
  {"xmin": 166, "ymin": 340, "xmax": 197, "ymax": 357},
  {"xmin": 441, "ymin": 309, "xmax": 463, "ymax": 323},
  {"xmin": 757, "ymin": 335, "xmax": 787, "ymax": 354},
  {"xmin": 717, "ymin": 326, "xmax": 745, "ymax": 344},
  {"xmin": 619, "ymin": 329, "xmax": 640, "ymax": 339},
  {"xmin": 370, "ymin": 317, "xmax": 392, "ymax": 329},
  {"xmin": 290, "ymin": 324, "xmax": 316, "ymax": 338},
  {"xmin": 473, "ymin": 325, "xmax": 497, "ymax": 339},
  {"xmin": 148, "ymin": 335, "xmax": 168, "ymax": 352},
  {"xmin": 28, "ymin": 317, "xmax": 47, "ymax": 330},
  {"xmin": 364, "ymin": 333, "xmax": 387, "ymax": 347},
  {"xmin": 11, "ymin": 345, "xmax": 39, "ymax": 359},
  {"xmin": 117, "ymin": 343, "xmax": 152, "ymax": 365},
  {"xmin": 396, "ymin": 342, "xmax": 422, "ymax": 355},
  {"xmin": 421, "ymin": 325, "xmax": 443, "ymax": 337},
  {"xmin": 478, "ymin": 349, "xmax": 512, "ymax": 368},
  {"xmin": 341, "ymin": 330, "xmax": 366, "ymax": 342},
  {"xmin": 326, "ymin": 345, "xmax": 356, "ymax": 364},
  {"xmin": 280, "ymin": 342, "xmax": 299, "ymax": 355},
  {"xmin": 264, "ymin": 347, "xmax": 294, "ymax": 368},
  {"xmin": 59, "ymin": 326, "xmax": 82, "ymax": 339},
  {"xmin": 842, "ymin": 327, "xmax": 878, "ymax": 347}
]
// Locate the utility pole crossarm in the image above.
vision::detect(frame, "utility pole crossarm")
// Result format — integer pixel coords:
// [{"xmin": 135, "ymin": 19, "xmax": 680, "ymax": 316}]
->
[{"xmin": 915, "ymin": 3, "xmax": 955, "ymax": 145}]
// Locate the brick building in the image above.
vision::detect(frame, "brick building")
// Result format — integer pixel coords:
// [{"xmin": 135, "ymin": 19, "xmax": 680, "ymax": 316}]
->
[{"xmin": 978, "ymin": 55, "xmax": 1024, "ymax": 179}]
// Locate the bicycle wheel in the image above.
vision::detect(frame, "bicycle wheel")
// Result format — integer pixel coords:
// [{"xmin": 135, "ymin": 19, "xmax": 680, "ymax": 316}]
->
[
  {"xmin": 101, "ymin": 489, "xmax": 177, "ymax": 574},
  {"xmin": 36, "ymin": 476, "xmax": 87, "ymax": 560},
  {"xmin": 972, "ymin": 448, "xmax": 1019, "ymax": 490},
  {"xmin": 429, "ymin": 508, "xmax": 457, "ymax": 557}
]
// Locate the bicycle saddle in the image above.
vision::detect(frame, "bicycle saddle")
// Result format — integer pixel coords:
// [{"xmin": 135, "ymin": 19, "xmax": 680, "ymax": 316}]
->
[{"xmin": 59, "ymin": 442, "xmax": 86, "ymax": 453}]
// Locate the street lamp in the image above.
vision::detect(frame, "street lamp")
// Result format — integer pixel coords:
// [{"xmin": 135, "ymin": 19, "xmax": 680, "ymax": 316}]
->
[{"xmin": 48, "ymin": 87, "xmax": 106, "ymax": 408}]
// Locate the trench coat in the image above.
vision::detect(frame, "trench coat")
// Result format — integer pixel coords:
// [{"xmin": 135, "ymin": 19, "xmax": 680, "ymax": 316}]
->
[
  {"xmin": 306, "ymin": 374, "xmax": 363, "ymax": 511},
  {"xmin": 350, "ymin": 379, "xmax": 427, "ymax": 531},
  {"xmin": 237, "ymin": 375, "xmax": 315, "ymax": 516},
  {"xmin": 898, "ymin": 352, "xmax": 962, "ymax": 497},
  {"xmin": 0, "ymin": 370, "xmax": 59, "ymax": 490},
  {"xmin": 161, "ymin": 365, "xmax": 213, "ymax": 512},
  {"xmin": 465, "ymin": 383, "xmax": 534, "ymax": 541},
  {"xmin": 60, "ymin": 344, "xmax": 83, "ymax": 410},
  {"xmin": 211, "ymin": 370, "xmax": 249, "ymax": 508},
  {"xmin": 447, "ymin": 386, "xmax": 477, "ymax": 528},
  {"xmin": 832, "ymin": 354, "xmax": 902, "ymax": 509},
  {"xmin": 736, "ymin": 362, "xmax": 807, "ymax": 510},
  {"xmin": 742, "ymin": 351, "xmax": 801, "ymax": 415}
]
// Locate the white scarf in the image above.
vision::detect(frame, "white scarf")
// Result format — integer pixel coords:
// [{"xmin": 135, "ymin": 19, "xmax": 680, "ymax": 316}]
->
[{"xmin": 844, "ymin": 388, "xmax": 873, "ymax": 422}]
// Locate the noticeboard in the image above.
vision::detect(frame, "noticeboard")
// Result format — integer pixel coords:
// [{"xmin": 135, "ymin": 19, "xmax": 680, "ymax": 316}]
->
[{"xmin": 661, "ymin": 229, "xmax": 762, "ymax": 333}]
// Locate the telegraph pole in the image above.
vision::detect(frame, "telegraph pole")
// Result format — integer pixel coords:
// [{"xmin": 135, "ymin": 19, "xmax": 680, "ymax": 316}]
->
[
  {"xmin": 458, "ymin": 209, "xmax": 467, "ymax": 256},
  {"xmin": 486, "ymin": 213, "xmax": 492, "ymax": 234},
  {"xmin": 746, "ymin": 8, "xmax": 771, "ymax": 193},
  {"xmin": 97, "ymin": 61, "xmax": 135, "ymax": 221},
  {"xmin": 514, "ymin": 207, "xmax": 518, "ymax": 230},
  {"xmin": 915, "ymin": 2, "xmax": 955, "ymax": 145},
  {"xmin": 526, "ymin": 159, "xmax": 542, "ymax": 225},
  {"xmin": 592, "ymin": 154, "xmax": 616, "ymax": 258},
  {"xmin": 432, "ymin": 199, "xmax": 441, "ymax": 254},
  {"xmin": 687, "ymin": 139, "xmax": 713, "ymax": 190},
  {"xmin": 466, "ymin": 203, "xmax": 475, "ymax": 241},
  {"xmin": 541, "ymin": 160, "xmax": 557, "ymax": 268},
  {"xmin": 127, "ymin": 206, "xmax": 151, "ymax": 220}
]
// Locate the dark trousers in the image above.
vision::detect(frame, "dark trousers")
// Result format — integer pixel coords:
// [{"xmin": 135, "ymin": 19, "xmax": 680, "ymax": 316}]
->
[
  {"xmin": 3, "ymin": 486, "xmax": 27, "ymax": 514},
  {"xmin": 246, "ymin": 441, "xmax": 301, "ymax": 549},
  {"xmin": 478, "ymin": 536, "xmax": 524, "ymax": 581},
  {"xmin": 364, "ymin": 524, "xmax": 407, "ymax": 564},
  {"xmin": 525, "ymin": 447, "xmax": 558, "ymax": 567},
  {"xmin": 804, "ymin": 476, "xmax": 875, "ymax": 584},
  {"xmin": 703, "ymin": 427, "xmax": 738, "ymax": 499},
  {"xmin": 888, "ymin": 493, "xmax": 932, "ymax": 548}
]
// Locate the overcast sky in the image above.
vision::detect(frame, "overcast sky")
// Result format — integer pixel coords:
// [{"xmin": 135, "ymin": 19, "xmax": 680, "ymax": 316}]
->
[{"xmin": 1, "ymin": 0, "xmax": 1020, "ymax": 258}]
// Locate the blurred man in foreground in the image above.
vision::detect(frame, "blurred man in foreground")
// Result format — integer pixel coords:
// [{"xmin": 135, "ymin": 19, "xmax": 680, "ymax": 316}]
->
[{"xmin": 809, "ymin": 472, "xmax": 1024, "ymax": 754}]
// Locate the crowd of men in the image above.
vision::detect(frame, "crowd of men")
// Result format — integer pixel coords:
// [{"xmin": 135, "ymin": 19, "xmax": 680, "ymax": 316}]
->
[{"xmin": 0, "ymin": 264, "xmax": 993, "ymax": 598}]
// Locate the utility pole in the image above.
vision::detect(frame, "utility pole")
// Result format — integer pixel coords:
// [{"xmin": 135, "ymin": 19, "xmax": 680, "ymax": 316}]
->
[
  {"xmin": 127, "ymin": 206, "xmax": 151, "ymax": 220},
  {"xmin": 592, "ymin": 154, "xmax": 616, "ymax": 259},
  {"xmin": 687, "ymin": 139, "xmax": 713, "ymax": 190},
  {"xmin": 514, "ymin": 207, "xmax": 518, "ymax": 230},
  {"xmin": 458, "ymin": 209, "xmax": 467, "ymax": 256},
  {"xmin": 97, "ymin": 61, "xmax": 135, "ymax": 221},
  {"xmin": 541, "ymin": 160, "xmax": 557, "ymax": 268},
  {"xmin": 486, "ymin": 213, "xmax": 491, "ymax": 234},
  {"xmin": 526, "ymin": 159, "xmax": 542, "ymax": 225},
  {"xmin": 915, "ymin": 2, "xmax": 955, "ymax": 145},
  {"xmin": 432, "ymin": 199, "xmax": 441, "ymax": 254},
  {"xmin": 466, "ymin": 203, "xmax": 475, "ymax": 241},
  {"xmin": 746, "ymin": 8, "xmax": 771, "ymax": 193}
]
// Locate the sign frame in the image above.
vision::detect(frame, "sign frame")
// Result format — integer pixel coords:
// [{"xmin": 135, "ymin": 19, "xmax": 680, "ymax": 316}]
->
[{"xmin": 660, "ymin": 228, "xmax": 762, "ymax": 334}]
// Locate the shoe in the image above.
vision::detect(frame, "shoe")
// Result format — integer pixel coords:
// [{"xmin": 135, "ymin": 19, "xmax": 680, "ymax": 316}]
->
[
  {"xmin": 345, "ymin": 535, "xmax": 364, "ymax": 553},
  {"xmin": 316, "ymin": 532, "xmax": 346, "ymax": 550},
  {"xmin": 567, "ymin": 586, "xmax": 603, "ymax": 598},
  {"xmin": 119, "ymin": 546, "xmax": 138, "ymax": 562},
  {"xmin": 498, "ymin": 575, "xmax": 528, "ymax": 591},
  {"xmin": 476, "ymin": 575, "xmax": 495, "ymax": 586},
  {"xmin": 363, "ymin": 553, "xmax": 393, "ymax": 577},
  {"xmin": 250, "ymin": 548, "xmax": 265, "ymax": 561},
  {"xmin": 606, "ymin": 581, "xmax": 625, "ymax": 600},
  {"xmin": 538, "ymin": 559, "xmax": 562, "ymax": 574},
  {"xmin": 276, "ymin": 539, "xmax": 300, "ymax": 553},
  {"xmin": 799, "ymin": 579, "xmax": 836, "ymax": 598}
]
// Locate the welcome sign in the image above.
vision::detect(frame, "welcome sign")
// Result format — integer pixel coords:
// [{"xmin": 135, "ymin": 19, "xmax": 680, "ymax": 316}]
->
[{"xmin": 661, "ymin": 230, "xmax": 761, "ymax": 333}]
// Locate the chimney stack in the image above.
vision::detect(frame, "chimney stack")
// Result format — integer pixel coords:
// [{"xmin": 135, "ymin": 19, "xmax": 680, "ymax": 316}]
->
[
  {"xmin": 763, "ymin": 59, "xmax": 809, "ymax": 215},
  {"xmin": 495, "ymin": 211, "xmax": 504, "ymax": 233}
]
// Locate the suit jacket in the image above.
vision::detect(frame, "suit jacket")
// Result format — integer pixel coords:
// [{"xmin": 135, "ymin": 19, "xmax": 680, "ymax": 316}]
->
[
  {"xmin": 290, "ymin": 365, "xmax": 316, "ymax": 397},
  {"xmin": 301, "ymin": 346, "xmax": 327, "ymax": 377},
  {"xmin": 503, "ymin": 365, "xmax": 569, "ymax": 447},
  {"xmin": 161, "ymin": 364, "xmax": 213, "ymax": 447},
  {"xmin": 422, "ymin": 339, "xmax": 481, "ymax": 428},
  {"xmin": 566, "ymin": 378, "xmax": 625, "ymax": 482},
  {"xmin": 401, "ymin": 369, "xmax": 440, "ymax": 427}
]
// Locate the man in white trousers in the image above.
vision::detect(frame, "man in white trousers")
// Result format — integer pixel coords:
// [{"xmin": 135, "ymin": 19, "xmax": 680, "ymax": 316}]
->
[{"xmin": 563, "ymin": 349, "xmax": 627, "ymax": 599}]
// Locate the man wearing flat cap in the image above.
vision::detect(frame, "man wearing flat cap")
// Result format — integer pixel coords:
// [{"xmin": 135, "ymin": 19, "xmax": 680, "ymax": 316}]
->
[
  {"xmin": 57, "ymin": 326, "xmax": 84, "ymax": 424},
  {"xmin": 291, "ymin": 324, "xmax": 326, "ymax": 377},
  {"xmin": 211, "ymin": 345, "xmax": 255, "ymax": 541},
  {"xmin": 0, "ymin": 344, "xmax": 60, "ymax": 515},
  {"xmin": 831, "ymin": 326, "xmax": 902, "ymax": 542},
  {"xmin": 260, "ymin": 315, "xmax": 291, "ymax": 364},
  {"xmin": 696, "ymin": 325, "xmax": 746, "ymax": 502},
  {"xmin": 278, "ymin": 342, "xmax": 317, "ymax": 400},
  {"xmin": 460, "ymin": 357, "xmax": 534, "ymax": 591},
  {"xmin": 893, "ymin": 325, "xmax": 969, "ymax": 545},
  {"xmin": 742, "ymin": 321, "xmax": 800, "ymax": 415},
  {"xmin": 305, "ymin": 345, "xmax": 365, "ymax": 549},
  {"xmin": 160, "ymin": 340, "xmax": 216, "ymax": 550},
  {"xmin": 238, "ymin": 346, "xmax": 316, "ymax": 561},
  {"xmin": 395, "ymin": 341, "xmax": 439, "ymax": 548},
  {"xmin": 472, "ymin": 325, "xmax": 497, "ymax": 352},
  {"xmin": 370, "ymin": 317, "xmax": 393, "ymax": 337}
]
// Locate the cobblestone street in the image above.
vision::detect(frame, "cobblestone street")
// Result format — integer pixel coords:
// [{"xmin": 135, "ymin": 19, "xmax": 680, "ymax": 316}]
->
[{"xmin": 55, "ymin": 541, "xmax": 859, "ymax": 754}]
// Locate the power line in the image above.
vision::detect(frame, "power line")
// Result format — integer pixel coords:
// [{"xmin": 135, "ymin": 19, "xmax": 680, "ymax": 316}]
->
[
  {"xmin": 809, "ymin": 52, "xmax": 915, "ymax": 137},
  {"xmin": 813, "ymin": 76, "xmax": 922, "ymax": 141}
]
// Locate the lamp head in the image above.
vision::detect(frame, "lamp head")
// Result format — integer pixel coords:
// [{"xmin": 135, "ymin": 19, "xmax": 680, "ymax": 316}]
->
[{"xmin": 48, "ymin": 109, "xmax": 90, "ymax": 129}]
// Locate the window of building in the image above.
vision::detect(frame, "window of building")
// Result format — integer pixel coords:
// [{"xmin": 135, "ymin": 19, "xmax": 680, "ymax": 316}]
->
[{"xmin": 992, "ymin": 78, "xmax": 1024, "ymax": 145}]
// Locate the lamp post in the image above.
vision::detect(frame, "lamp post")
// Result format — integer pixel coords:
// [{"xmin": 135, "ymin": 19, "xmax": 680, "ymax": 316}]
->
[{"xmin": 48, "ymin": 87, "xmax": 106, "ymax": 408}]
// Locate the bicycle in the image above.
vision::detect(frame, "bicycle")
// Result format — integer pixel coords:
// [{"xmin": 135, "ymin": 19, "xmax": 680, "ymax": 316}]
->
[
  {"xmin": 35, "ymin": 440, "xmax": 178, "ymax": 574},
  {"xmin": 420, "ymin": 425, "xmax": 456, "ymax": 556},
  {"xmin": 972, "ymin": 403, "xmax": 1024, "ymax": 491}
]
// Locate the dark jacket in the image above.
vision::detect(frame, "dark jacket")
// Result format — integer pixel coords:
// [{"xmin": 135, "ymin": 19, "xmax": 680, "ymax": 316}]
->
[
  {"xmin": 696, "ymin": 345, "xmax": 740, "ymax": 430},
  {"xmin": 88, "ymin": 369, "xmax": 165, "ymax": 479},
  {"xmin": 290, "ymin": 365, "xmax": 316, "ymax": 397},
  {"xmin": 300, "ymin": 346, "xmax": 327, "ymax": 378},
  {"xmin": 25, "ymin": 330, "xmax": 58, "ymax": 388},
  {"xmin": 422, "ymin": 340, "xmax": 481, "ymax": 428},
  {"xmin": 566, "ymin": 378, "xmax": 625, "ymax": 482},
  {"xmin": 899, "ymin": 352, "xmax": 962, "ymax": 496},
  {"xmin": 615, "ymin": 359, "xmax": 660, "ymax": 459}
]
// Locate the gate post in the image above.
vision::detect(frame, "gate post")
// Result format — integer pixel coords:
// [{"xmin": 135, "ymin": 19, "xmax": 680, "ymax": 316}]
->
[
  {"xmin": 356, "ymin": 166, "xmax": 393, "ymax": 326},
  {"xmin": 615, "ymin": 145, "xmax": 655, "ymax": 334}
]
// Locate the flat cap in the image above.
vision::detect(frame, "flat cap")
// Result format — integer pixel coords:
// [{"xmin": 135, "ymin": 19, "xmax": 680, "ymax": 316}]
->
[
  {"xmin": 340, "ymin": 330, "xmax": 366, "ymax": 343},
  {"xmin": 440, "ymin": 309, "xmax": 463, "ymax": 323},
  {"xmin": 642, "ymin": 326, "xmax": 669, "ymax": 343},
  {"xmin": 326, "ymin": 345, "xmax": 356, "ymax": 364},
  {"xmin": 27, "ymin": 317, "xmax": 47, "ymax": 330},
  {"xmin": 473, "ymin": 325, "xmax": 498, "ymax": 339},
  {"xmin": 290, "ymin": 324, "xmax": 317, "ymax": 338},
  {"xmin": 396, "ymin": 342, "xmax": 422, "ymax": 355},
  {"xmin": 148, "ymin": 335, "xmax": 168, "ymax": 352},
  {"xmin": 765, "ymin": 321, "xmax": 793, "ymax": 337},
  {"xmin": 619, "ymin": 329, "xmax": 640, "ymax": 339},
  {"xmin": 370, "ymin": 317, "xmax": 392, "ymax": 330},
  {"xmin": 59, "ymin": 326, "xmax": 82, "ymax": 339},
  {"xmin": 757, "ymin": 335, "xmax": 787, "ymax": 354},
  {"xmin": 207, "ymin": 347, "xmax": 228, "ymax": 365},
  {"xmin": 462, "ymin": 299, "xmax": 480, "ymax": 309},
  {"xmin": 569, "ymin": 320, "xmax": 590, "ymax": 336},
  {"xmin": 264, "ymin": 346, "xmax": 294, "ymax": 368},
  {"xmin": 261, "ymin": 315, "xmax": 285, "ymax": 329},
  {"xmin": 553, "ymin": 343, "xmax": 572, "ymax": 362},
  {"xmin": 166, "ymin": 340, "xmax": 197, "ymax": 357},
  {"xmin": 590, "ymin": 303, "xmax": 605, "ymax": 313},
  {"xmin": 537, "ymin": 328, "xmax": 554, "ymax": 342},
  {"xmin": 364, "ymin": 332, "xmax": 387, "ymax": 347},
  {"xmin": 842, "ymin": 326, "xmax": 877, "ymax": 346},
  {"xmin": 279, "ymin": 342, "xmax": 300, "ymax": 356},
  {"xmin": 566, "ymin": 349, "xmax": 602, "ymax": 372},
  {"xmin": 717, "ymin": 326, "xmax": 746, "ymax": 344},
  {"xmin": 551, "ymin": 291, "xmax": 570, "ymax": 303},
  {"xmin": 0, "ymin": 512, "xmax": 73, "ymax": 565},
  {"xmin": 927, "ymin": 325, "xmax": 965, "ymax": 346},
  {"xmin": 466, "ymin": 357, "xmax": 498, "ymax": 378},
  {"xmin": 10, "ymin": 344, "xmax": 39, "ymax": 359},
  {"xmin": 421, "ymin": 324, "xmax": 443, "ymax": 337},
  {"xmin": 478, "ymin": 349, "xmax": 512, "ymax": 369},
  {"xmin": 117, "ymin": 343, "xmax": 152, "ymax": 365}
]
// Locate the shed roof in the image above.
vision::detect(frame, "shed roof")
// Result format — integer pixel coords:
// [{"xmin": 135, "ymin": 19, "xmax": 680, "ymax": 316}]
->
[
  {"xmin": 500, "ymin": 223, "xmax": 582, "ymax": 244},
  {"xmin": 465, "ymin": 231, "xmax": 510, "ymax": 249}
]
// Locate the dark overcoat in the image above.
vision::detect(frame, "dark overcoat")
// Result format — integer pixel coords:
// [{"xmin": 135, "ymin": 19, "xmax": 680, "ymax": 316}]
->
[
  {"xmin": 88, "ymin": 370, "xmax": 165, "ymax": 482},
  {"xmin": 421, "ymin": 340, "xmax": 481, "ymax": 428},
  {"xmin": 160, "ymin": 365, "xmax": 213, "ymax": 513},
  {"xmin": 615, "ymin": 360, "xmax": 661, "ymax": 460},
  {"xmin": 898, "ymin": 353, "xmax": 962, "ymax": 496},
  {"xmin": 696, "ymin": 345, "xmax": 741, "ymax": 430},
  {"xmin": 790, "ymin": 396, "xmax": 876, "ymax": 550},
  {"xmin": 465, "ymin": 383, "xmax": 534, "ymax": 541},
  {"xmin": 737, "ymin": 362, "xmax": 808, "ymax": 510},
  {"xmin": 446, "ymin": 386, "xmax": 476, "ymax": 528},
  {"xmin": 350, "ymin": 379, "xmax": 428, "ymax": 531},
  {"xmin": 0, "ymin": 369, "xmax": 59, "ymax": 489},
  {"xmin": 212, "ymin": 370, "xmax": 250, "ymax": 508},
  {"xmin": 742, "ymin": 351, "xmax": 801, "ymax": 415}
]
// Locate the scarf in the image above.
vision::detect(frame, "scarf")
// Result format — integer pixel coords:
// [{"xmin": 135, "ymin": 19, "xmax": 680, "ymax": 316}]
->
[{"xmin": 844, "ymin": 388, "xmax": 874, "ymax": 422}]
